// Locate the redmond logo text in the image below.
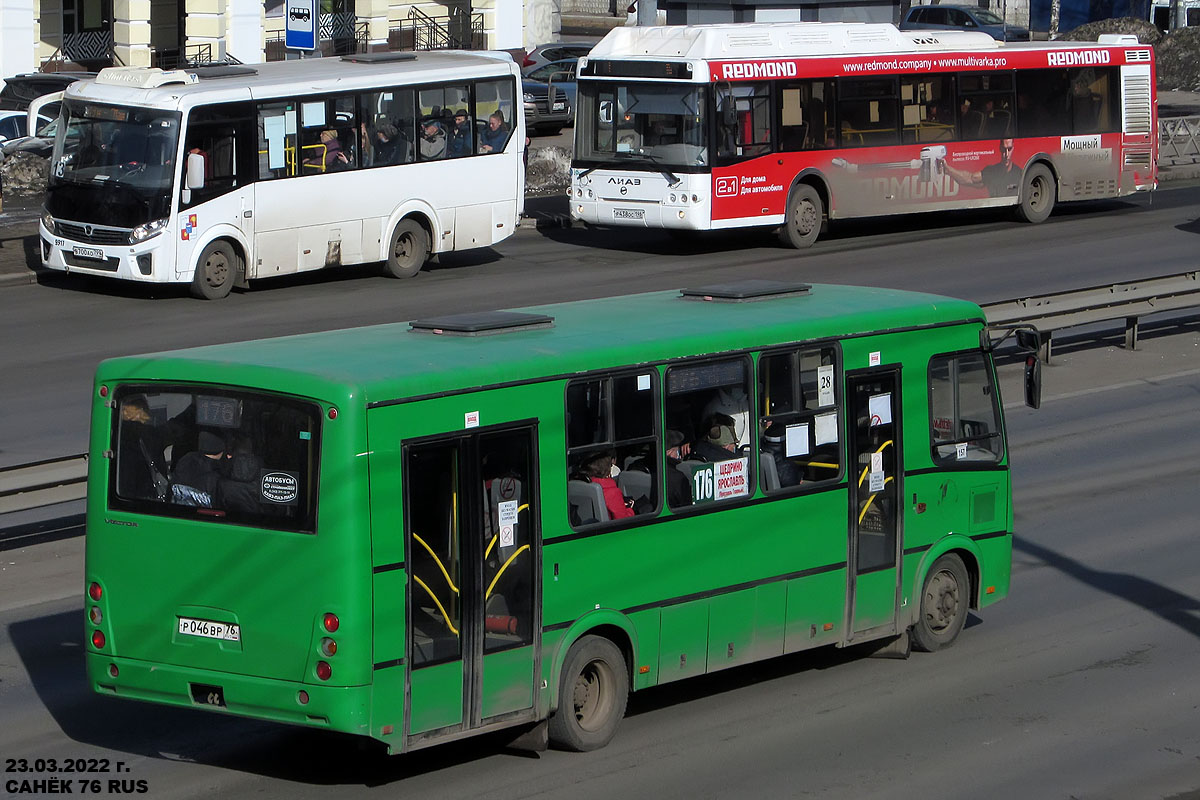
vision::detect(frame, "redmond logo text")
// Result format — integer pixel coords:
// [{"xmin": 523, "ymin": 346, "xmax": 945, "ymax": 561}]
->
[
  {"xmin": 720, "ymin": 61, "xmax": 799, "ymax": 79},
  {"xmin": 1047, "ymin": 50, "xmax": 1111, "ymax": 66}
]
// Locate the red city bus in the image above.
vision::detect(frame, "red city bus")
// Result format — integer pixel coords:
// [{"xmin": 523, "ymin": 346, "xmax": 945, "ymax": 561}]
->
[{"xmin": 570, "ymin": 24, "xmax": 1156, "ymax": 246}]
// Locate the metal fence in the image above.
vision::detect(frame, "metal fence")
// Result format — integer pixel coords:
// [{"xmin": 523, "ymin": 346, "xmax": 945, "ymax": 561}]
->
[{"xmin": 1159, "ymin": 115, "xmax": 1200, "ymax": 165}]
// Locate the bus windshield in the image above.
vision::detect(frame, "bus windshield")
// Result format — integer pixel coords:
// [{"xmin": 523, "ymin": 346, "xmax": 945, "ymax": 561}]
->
[
  {"xmin": 109, "ymin": 387, "xmax": 321, "ymax": 533},
  {"xmin": 576, "ymin": 82, "xmax": 708, "ymax": 169},
  {"xmin": 46, "ymin": 100, "xmax": 181, "ymax": 227}
]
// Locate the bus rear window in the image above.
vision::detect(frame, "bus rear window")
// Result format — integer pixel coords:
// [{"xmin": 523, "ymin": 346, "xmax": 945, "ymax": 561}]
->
[{"xmin": 109, "ymin": 387, "xmax": 321, "ymax": 532}]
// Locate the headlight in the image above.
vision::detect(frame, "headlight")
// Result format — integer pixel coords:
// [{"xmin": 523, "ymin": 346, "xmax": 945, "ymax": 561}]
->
[
  {"xmin": 523, "ymin": 92, "xmax": 535, "ymax": 102},
  {"xmin": 129, "ymin": 218, "xmax": 168, "ymax": 244},
  {"xmin": 41, "ymin": 210, "xmax": 54, "ymax": 233}
]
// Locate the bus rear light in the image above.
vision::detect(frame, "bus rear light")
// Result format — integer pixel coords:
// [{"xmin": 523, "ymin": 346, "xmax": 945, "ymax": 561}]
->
[
  {"xmin": 89, "ymin": 582, "xmax": 102, "ymax": 601},
  {"xmin": 108, "ymin": 664, "xmax": 119, "ymax": 678},
  {"xmin": 99, "ymin": 385, "xmax": 109, "ymax": 398},
  {"xmin": 316, "ymin": 661, "xmax": 332, "ymax": 681},
  {"xmin": 90, "ymin": 606, "xmax": 102, "ymax": 624},
  {"xmin": 985, "ymin": 585, "xmax": 996, "ymax": 594},
  {"xmin": 323, "ymin": 613, "xmax": 339, "ymax": 632},
  {"xmin": 327, "ymin": 407, "xmax": 338, "ymax": 420},
  {"xmin": 92, "ymin": 630, "xmax": 106, "ymax": 649},
  {"xmin": 297, "ymin": 690, "xmax": 310, "ymax": 705},
  {"xmin": 320, "ymin": 637, "xmax": 337, "ymax": 656}
]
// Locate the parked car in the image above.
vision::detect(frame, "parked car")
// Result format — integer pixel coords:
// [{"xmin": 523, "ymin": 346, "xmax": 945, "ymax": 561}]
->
[
  {"xmin": 0, "ymin": 117, "xmax": 57, "ymax": 160},
  {"xmin": 0, "ymin": 109, "xmax": 54, "ymax": 144},
  {"xmin": 523, "ymin": 73, "xmax": 573, "ymax": 136},
  {"xmin": 0, "ymin": 71, "xmax": 93, "ymax": 111},
  {"xmin": 523, "ymin": 58, "xmax": 579, "ymax": 126},
  {"xmin": 521, "ymin": 42, "xmax": 594, "ymax": 73},
  {"xmin": 899, "ymin": 5, "xmax": 1030, "ymax": 41}
]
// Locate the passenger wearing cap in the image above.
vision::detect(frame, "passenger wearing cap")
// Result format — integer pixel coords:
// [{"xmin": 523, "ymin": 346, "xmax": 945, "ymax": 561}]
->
[
  {"xmin": 172, "ymin": 430, "xmax": 226, "ymax": 506},
  {"xmin": 663, "ymin": 429, "xmax": 694, "ymax": 507},
  {"xmin": 762, "ymin": 422, "xmax": 802, "ymax": 488},
  {"xmin": 693, "ymin": 413, "xmax": 739, "ymax": 463},
  {"xmin": 448, "ymin": 108, "xmax": 472, "ymax": 158}
]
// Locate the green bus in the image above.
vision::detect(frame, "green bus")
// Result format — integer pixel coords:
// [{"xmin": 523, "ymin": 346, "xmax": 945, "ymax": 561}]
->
[{"xmin": 85, "ymin": 280, "xmax": 1039, "ymax": 753}]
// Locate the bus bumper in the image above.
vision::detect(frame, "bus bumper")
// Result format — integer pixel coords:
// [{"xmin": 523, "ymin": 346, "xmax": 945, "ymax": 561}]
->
[
  {"xmin": 40, "ymin": 224, "xmax": 175, "ymax": 283},
  {"xmin": 85, "ymin": 651, "xmax": 372, "ymax": 735},
  {"xmin": 570, "ymin": 198, "xmax": 707, "ymax": 230}
]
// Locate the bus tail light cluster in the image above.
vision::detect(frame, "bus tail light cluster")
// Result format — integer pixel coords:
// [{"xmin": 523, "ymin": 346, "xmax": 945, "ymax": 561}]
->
[
  {"xmin": 89, "ymin": 582, "xmax": 106, "ymax": 651},
  {"xmin": 316, "ymin": 612, "xmax": 339, "ymax": 681}
]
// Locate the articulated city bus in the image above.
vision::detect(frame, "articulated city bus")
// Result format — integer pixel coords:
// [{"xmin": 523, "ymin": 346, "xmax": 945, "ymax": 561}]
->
[
  {"xmin": 570, "ymin": 23, "xmax": 1155, "ymax": 246},
  {"xmin": 86, "ymin": 281, "xmax": 1039, "ymax": 753},
  {"xmin": 37, "ymin": 53, "xmax": 523, "ymax": 299}
]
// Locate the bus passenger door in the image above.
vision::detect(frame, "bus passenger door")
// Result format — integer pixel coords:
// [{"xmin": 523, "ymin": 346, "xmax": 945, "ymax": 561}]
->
[
  {"xmin": 404, "ymin": 426, "xmax": 540, "ymax": 741},
  {"xmin": 846, "ymin": 370, "xmax": 903, "ymax": 641}
]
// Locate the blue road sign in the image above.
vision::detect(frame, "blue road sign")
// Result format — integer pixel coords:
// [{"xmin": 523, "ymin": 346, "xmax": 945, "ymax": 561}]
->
[{"xmin": 285, "ymin": 0, "xmax": 317, "ymax": 50}]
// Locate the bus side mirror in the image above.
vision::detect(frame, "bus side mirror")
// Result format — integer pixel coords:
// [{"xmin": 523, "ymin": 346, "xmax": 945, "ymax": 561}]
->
[
  {"xmin": 1024, "ymin": 354, "xmax": 1042, "ymax": 409},
  {"xmin": 186, "ymin": 152, "xmax": 206, "ymax": 190}
]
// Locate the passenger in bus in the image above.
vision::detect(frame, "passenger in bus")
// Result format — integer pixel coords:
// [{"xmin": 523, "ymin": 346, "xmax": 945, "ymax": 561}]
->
[
  {"xmin": 218, "ymin": 436, "xmax": 265, "ymax": 513},
  {"xmin": 578, "ymin": 451, "xmax": 635, "ymax": 520},
  {"xmin": 117, "ymin": 395, "xmax": 168, "ymax": 500},
  {"xmin": 761, "ymin": 422, "xmax": 802, "ymax": 488},
  {"xmin": 662, "ymin": 430, "xmax": 694, "ymax": 506},
  {"xmin": 171, "ymin": 430, "xmax": 226, "ymax": 507},
  {"xmin": 448, "ymin": 109, "xmax": 472, "ymax": 157},
  {"xmin": 419, "ymin": 119, "xmax": 447, "ymax": 159},
  {"xmin": 702, "ymin": 386, "xmax": 750, "ymax": 448},
  {"xmin": 479, "ymin": 111, "xmax": 509, "ymax": 153},
  {"xmin": 693, "ymin": 413, "xmax": 739, "ymax": 463},
  {"xmin": 303, "ymin": 129, "xmax": 346, "ymax": 171},
  {"xmin": 371, "ymin": 121, "xmax": 401, "ymax": 165}
]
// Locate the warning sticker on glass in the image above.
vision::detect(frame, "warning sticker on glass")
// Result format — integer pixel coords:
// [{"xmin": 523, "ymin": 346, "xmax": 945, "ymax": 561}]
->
[
  {"xmin": 868, "ymin": 393, "xmax": 892, "ymax": 427},
  {"xmin": 868, "ymin": 471, "xmax": 885, "ymax": 493},
  {"xmin": 500, "ymin": 524, "xmax": 515, "ymax": 547},
  {"xmin": 818, "ymin": 364, "xmax": 834, "ymax": 407},
  {"xmin": 498, "ymin": 500, "xmax": 518, "ymax": 525}
]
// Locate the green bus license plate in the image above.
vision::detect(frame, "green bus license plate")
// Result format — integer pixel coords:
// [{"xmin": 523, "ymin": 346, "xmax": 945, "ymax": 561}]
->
[{"xmin": 178, "ymin": 617, "xmax": 240, "ymax": 641}]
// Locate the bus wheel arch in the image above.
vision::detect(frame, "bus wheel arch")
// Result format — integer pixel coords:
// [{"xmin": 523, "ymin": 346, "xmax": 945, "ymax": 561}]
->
[
  {"xmin": 1017, "ymin": 160, "xmax": 1057, "ymax": 224},
  {"xmin": 384, "ymin": 215, "xmax": 432, "ymax": 279},
  {"xmin": 190, "ymin": 238, "xmax": 242, "ymax": 300},
  {"xmin": 547, "ymin": 632, "xmax": 630, "ymax": 751},
  {"xmin": 778, "ymin": 177, "xmax": 829, "ymax": 249},
  {"xmin": 910, "ymin": 551, "xmax": 972, "ymax": 653}
]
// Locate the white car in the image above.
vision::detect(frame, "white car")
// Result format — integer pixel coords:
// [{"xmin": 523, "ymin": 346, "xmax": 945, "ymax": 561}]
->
[{"xmin": 0, "ymin": 109, "xmax": 53, "ymax": 144}]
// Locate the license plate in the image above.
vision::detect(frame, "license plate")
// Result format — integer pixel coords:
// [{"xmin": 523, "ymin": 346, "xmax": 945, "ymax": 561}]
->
[
  {"xmin": 613, "ymin": 208, "xmax": 645, "ymax": 220},
  {"xmin": 178, "ymin": 617, "xmax": 241, "ymax": 641},
  {"xmin": 72, "ymin": 245, "xmax": 105, "ymax": 261},
  {"xmin": 552, "ymin": 102, "xmax": 566, "ymax": 111}
]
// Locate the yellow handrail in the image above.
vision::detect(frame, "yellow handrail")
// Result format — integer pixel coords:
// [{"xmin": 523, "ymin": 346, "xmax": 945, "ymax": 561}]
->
[
  {"xmin": 484, "ymin": 502, "xmax": 528, "ymax": 559},
  {"xmin": 413, "ymin": 574, "xmax": 459, "ymax": 635},
  {"xmin": 486, "ymin": 544, "xmax": 530, "ymax": 600},
  {"xmin": 412, "ymin": 532, "xmax": 459, "ymax": 595}
]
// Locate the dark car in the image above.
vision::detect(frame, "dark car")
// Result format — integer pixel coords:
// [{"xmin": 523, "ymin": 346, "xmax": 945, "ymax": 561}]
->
[
  {"xmin": 0, "ymin": 71, "xmax": 94, "ymax": 111},
  {"xmin": 523, "ymin": 58, "xmax": 579, "ymax": 126},
  {"xmin": 899, "ymin": 5, "xmax": 1030, "ymax": 41}
]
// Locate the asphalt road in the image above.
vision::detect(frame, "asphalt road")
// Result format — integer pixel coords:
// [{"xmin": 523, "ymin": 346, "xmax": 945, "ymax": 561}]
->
[
  {"xmin": 3, "ymin": 338, "xmax": 1199, "ymax": 799},
  {"xmin": 2, "ymin": 182, "xmax": 1199, "ymax": 467}
]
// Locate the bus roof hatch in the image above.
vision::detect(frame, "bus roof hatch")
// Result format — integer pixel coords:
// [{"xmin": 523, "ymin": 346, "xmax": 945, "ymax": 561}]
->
[
  {"xmin": 680, "ymin": 280, "xmax": 812, "ymax": 303},
  {"xmin": 409, "ymin": 311, "xmax": 555, "ymax": 336}
]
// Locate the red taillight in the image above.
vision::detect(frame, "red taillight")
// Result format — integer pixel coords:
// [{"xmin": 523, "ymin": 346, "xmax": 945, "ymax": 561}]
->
[
  {"xmin": 316, "ymin": 661, "xmax": 332, "ymax": 681},
  {"xmin": 328, "ymin": 407, "xmax": 338, "ymax": 420},
  {"xmin": 522, "ymin": 55, "xmax": 534, "ymax": 67},
  {"xmin": 89, "ymin": 582, "xmax": 102, "ymax": 601},
  {"xmin": 99, "ymin": 385, "xmax": 109, "ymax": 398},
  {"xmin": 297, "ymin": 690, "xmax": 310, "ymax": 705},
  {"xmin": 92, "ymin": 630, "xmax": 105, "ymax": 649},
  {"xmin": 323, "ymin": 613, "xmax": 339, "ymax": 632},
  {"xmin": 320, "ymin": 637, "xmax": 337, "ymax": 657},
  {"xmin": 108, "ymin": 664, "xmax": 119, "ymax": 678}
]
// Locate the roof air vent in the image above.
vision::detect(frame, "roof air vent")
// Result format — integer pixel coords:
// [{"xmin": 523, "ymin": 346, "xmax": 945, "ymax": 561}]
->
[
  {"xmin": 409, "ymin": 310, "xmax": 555, "ymax": 336},
  {"xmin": 342, "ymin": 52, "xmax": 419, "ymax": 63},
  {"xmin": 680, "ymin": 280, "xmax": 812, "ymax": 302}
]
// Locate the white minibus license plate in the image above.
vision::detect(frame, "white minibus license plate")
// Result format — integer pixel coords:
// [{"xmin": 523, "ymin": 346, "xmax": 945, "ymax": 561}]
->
[
  {"xmin": 178, "ymin": 617, "xmax": 241, "ymax": 641},
  {"xmin": 72, "ymin": 245, "xmax": 105, "ymax": 261},
  {"xmin": 613, "ymin": 208, "xmax": 645, "ymax": 220},
  {"xmin": 552, "ymin": 102, "xmax": 566, "ymax": 111}
]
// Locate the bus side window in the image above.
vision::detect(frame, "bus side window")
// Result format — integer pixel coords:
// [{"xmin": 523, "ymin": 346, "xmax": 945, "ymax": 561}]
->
[
  {"xmin": 565, "ymin": 372, "xmax": 658, "ymax": 526},
  {"xmin": 757, "ymin": 346, "xmax": 842, "ymax": 493},
  {"xmin": 183, "ymin": 101, "xmax": 254, "ymax": 207},
  {"xmin": 928, "ymin": 351, "xmax": 1003, "ymax": 464}
]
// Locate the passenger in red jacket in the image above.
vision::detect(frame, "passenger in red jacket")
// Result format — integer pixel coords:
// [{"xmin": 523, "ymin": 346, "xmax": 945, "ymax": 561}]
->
[{"xmin": 580, "ymin": 451, "xmax": 635, "ymax": 520}]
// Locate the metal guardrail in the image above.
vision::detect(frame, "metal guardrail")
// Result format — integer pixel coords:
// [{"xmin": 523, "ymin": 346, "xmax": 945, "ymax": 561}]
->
[
  {"xmin": 1160, "ymin": 115, "xmax": 1200, "ymax": 163},
  {"xmin": 0, "ymin": 453, "xmax": 88, "ymax": 515},
  {"xmin": 981, "ymin": 270, "xmax": 1200, "ymax": 363}
]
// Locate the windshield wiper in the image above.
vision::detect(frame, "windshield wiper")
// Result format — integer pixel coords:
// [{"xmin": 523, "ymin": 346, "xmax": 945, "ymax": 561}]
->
[{"xmin": 613, "ymin": 150, "xmax": 680, "ymax": 186}]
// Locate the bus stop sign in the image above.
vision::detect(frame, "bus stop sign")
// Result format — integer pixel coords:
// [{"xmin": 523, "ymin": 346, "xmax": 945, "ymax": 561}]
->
[{"xmin": 285, "ymin": 0, "xmax": 317, "ymax": 50}]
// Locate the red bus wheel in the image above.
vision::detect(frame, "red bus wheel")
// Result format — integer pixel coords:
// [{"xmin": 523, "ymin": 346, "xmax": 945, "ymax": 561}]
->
[{"xmin": 778, "ymin": 184, "xmax": 823, "ymax": 249}]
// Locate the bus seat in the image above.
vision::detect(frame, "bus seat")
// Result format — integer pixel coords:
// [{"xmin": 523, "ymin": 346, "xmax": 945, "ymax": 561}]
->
[
  {"xmin": 985, "ymin": 110, "xmax": 1011, "ymax": 137},
  {"xmin": 963, "ymin": 110, "xmax": 985, "ymax": 138},
  {"xmin": 567, "ymin": 479, "xmax": 608, "ymax": 524},
  {"xmin": 617, "ymin": 468, "xmax": 651, "ymax": 505},
  {"xmin": 759, "ymin": 452, "xmax": 780, "ymax": 492}
]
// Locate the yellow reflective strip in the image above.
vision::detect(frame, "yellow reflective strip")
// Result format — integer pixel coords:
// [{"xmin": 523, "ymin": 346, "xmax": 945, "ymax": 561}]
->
[
  {"xmin": 486, "ymin": 544, "xmax": 530, "ymax": 600},
  {"xmin": 485, "ymin": 535, "xmax": 497, "ymax": 559},
  {"xmin": 412, "ymin": 532, "xmax": 459, "ymax": 594},
  {"xmin": 413, "ymin": 575, "xmax": 458, "ymax": 636}
]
